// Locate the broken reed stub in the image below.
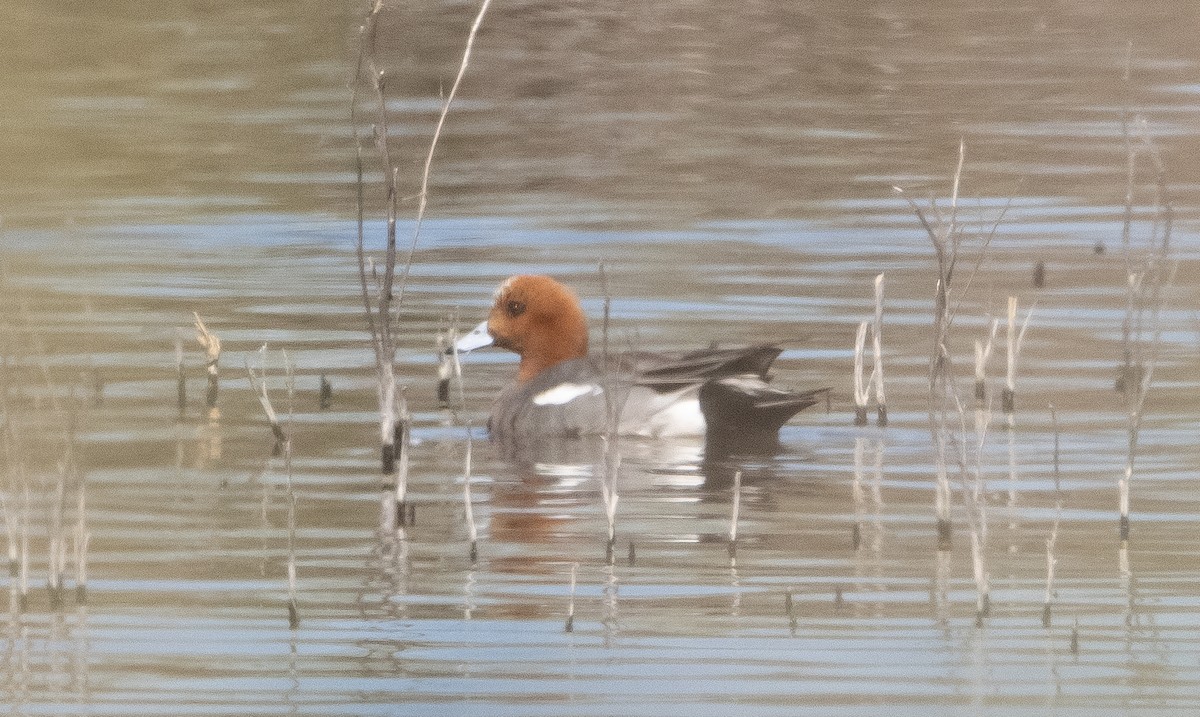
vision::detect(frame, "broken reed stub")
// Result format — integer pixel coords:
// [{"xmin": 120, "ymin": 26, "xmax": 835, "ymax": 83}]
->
[
  {"xmin": 92, "ymin": 372, "xmax": 105, "ymax": 407},
  {"xmin": 205, "ymin": 370, "xmax": 219, "ymax": 409},
  {"xmin": 977, "ymin": 594, "xmax": 991, "ymax": 619},
  {"xmin": 936, "ymin": 519, "xmax": 953, "ymax": 552},
  {"xmin": 393, "ymin": 503, "xmax": 415, "ymax": 527},
  {"xmin": 318, "ymin": 374, "xmax": 332, "ymax": 410},
  {"xmin": 177, "ymin": 369, "xmax": 187, "ymax": 415},
  {"xmin": 1114, "ymin": 364, "xmax": 1145, "ymax": 394},
  {"xmin": 381, "ymin": 443, "xmax": 395, "ymax": 474}
]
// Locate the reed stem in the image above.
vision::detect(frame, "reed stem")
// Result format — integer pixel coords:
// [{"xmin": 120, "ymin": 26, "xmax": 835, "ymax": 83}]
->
[
  {"xmin": 193, "ymin": 313, "xmax": 221, "ymax": 410},
  {"xmin": 871, "ymin": 273, "xmax": 887, "ymax": 426},
  {"xmin": 462, "ymin": 429, "xmax": 477, "ymax": 562}
]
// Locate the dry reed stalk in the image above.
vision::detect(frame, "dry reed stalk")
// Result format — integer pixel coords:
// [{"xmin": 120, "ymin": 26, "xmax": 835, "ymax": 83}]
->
[
  {"xmin": 1119, "ymin": 261, "xmax": 1177, "ymax": 540},
  {"xmin": 851, "ymin": 437, "xmax": 866, "ymax": 551},
  {"xmin": 599, "ymin": 437, "xmax": 620, "ymax": 561},
  {"xmin": 18, "ymin": 484, "xmax": 30, "ymax": 611},
  {"xmin": 284, "ymin": 350, "xmax": 299, "ymax": 628},
  {"xmin": 1114, "ymin": 101, "xmax": 1175, "ymax": 538},
  {"xmin": 175, "ymin": 331, "xmax": 186, "ymax": 415},
  {"xmin": 47, "ymin": 469, "xmax": 67, "ymax": 609},
  {"xmin": 960, "ymin": 390, "xmax": 993, "ymax": 623},
  {"xmin": 435, "ymin": 328, "xmax": 452, "ymax": 405},
  {"xmin": 0, "ymin": 339, "xmax": 16, "ymax": 575},
  {"xmin": 449, "ymin": 314, "xmax": 466, "ymax": 411},
  {"xmin": 973, "ymin": 319, "xmax": 999, "ymax": 401},
  {"xmin": 192, "ymin": 313, "xmax": 221, "ymax": 410},
  {"xmin": 895, "ymin": 140, "xmax": 1008, "ymax": 547},
  {"xmin": 728, "ymin": 470, "xmax": 742, "ymax": 556},
  {"xmin": 852, "ymin": 321, "xmax": 872, "ymax": 426},
  {"xmin": 394, "ymin": 387, "xmax": 412, "ymax": 526},
  {"xmin": 1002, "ymin": 297, "xmax": 1035, "ymax": 414},
  {"xmin": 872, "ymin": 273, "xmax": 888, "ymax": 426},
  {"xmin": 1043, "ymin": 404, "xmax": 1062, "ymax": 627},
  {"xmin": 596, "ymin": 267, "xmax": 630, "ymax": 563},
  {"xmin": 246, "ymin": 345, "xmax": 287, "ymax": 450},
  {"xmin": 318, "ymin": 374, "xmax": 332, "ymax": 410},
  {"xmin": 1118, "ymin": 42, "xmax": 1137, "ymax": 390},
  {"xmin": 402, "ymin": 0, "xmax": 495, "ymax": 301},
  {"xmin": 73, "ymin": 478, "xmax": 89, "ymax": 604},
  {"xmin": 564, "ymin": 562, "xmax": 578, "ymax": 632},
  {"xmin": 353, "ymin": 0, "xmax": 492, "ymax": 472},
  {"xmin": 462, "ymin": 429, "xmax": 477, "ymax": 562},
  {"xmin": 0, "ymin": 488, "xmax": 15, "ymax": 576},
  {"xmin": 352, "ymin": 5, "xmax": 402, "ymax": 474}
]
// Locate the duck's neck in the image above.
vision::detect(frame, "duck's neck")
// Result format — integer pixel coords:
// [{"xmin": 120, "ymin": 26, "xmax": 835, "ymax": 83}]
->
[{"xmin": 518, "ymin": 316, "xmax": 588, "ymax": 382}]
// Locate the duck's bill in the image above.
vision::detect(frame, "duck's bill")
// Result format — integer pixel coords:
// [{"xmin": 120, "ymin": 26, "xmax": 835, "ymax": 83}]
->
[{"xmin": 452, "ymin": 320, "xmax": 494, "ymax": 354}]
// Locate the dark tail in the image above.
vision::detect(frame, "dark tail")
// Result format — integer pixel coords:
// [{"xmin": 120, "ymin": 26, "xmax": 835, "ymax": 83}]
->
[{"xmin": 699, "ymin": 375, "xmax": 828, "ymax": 454}]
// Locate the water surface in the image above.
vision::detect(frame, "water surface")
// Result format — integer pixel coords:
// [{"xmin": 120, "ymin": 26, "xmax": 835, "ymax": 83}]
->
[{"xmin": 3, "ymin": 1, "xmax": 1200, "ymax": 715}]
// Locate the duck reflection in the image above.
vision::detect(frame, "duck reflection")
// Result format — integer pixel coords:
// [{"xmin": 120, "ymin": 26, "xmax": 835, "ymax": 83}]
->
[{"xmin": 484, "ymin": 431, "xmax": 807, "ymax": 547}]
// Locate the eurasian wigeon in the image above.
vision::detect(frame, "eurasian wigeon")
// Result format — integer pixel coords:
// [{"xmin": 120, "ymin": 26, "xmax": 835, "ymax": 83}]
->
[{"xmin": 454, "ymin": 275, "xmax": 827, "ymax": 450}]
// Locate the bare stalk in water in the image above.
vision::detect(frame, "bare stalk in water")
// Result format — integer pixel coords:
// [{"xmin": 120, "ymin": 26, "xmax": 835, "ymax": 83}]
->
[
  {"xmin": 175, "ymin": 330, "xmax": 186, "ymax": 415},
  {"xmin": 352, "ymin": 0, "xmax": 492, "ymax": 472},
  {"xmin": 599, "ymin": 437, "xmax": 620, "ymax": 562},
  {"xmin": 1114, "ymin": 93, "xmax": 1175, "ymax": 539},
  {"xmin": 871, "ymin": 273, "xmax": 888, "ymax": 426},
  {"xmin": 895, "ymin": 140, "xmax": 1007, "ymax": 548},
  {"xmin": 245, "ymin": 344, "xmax": 287, "ymax": 451},
  {"xmin": 394, "ymin": 387, "xmax": 412, "ymax": 526},
  {"xmin": 564, "ymin": 562, "xmax": 578, "ymax": 632},
  {"xmin": 462, "ymin": 429, "xmax": 477, "ymax": 562},
  {"xmin": 193, "ymin": 313, "xmax": 221, "ymax": 411},
  {"xmin": 728, "ymin": 470, "xmax": 742, "ymax": 556},
  {"xmin": 1002, "ymin": 297, "xmax": 1035, "ymax": 414},
  {"xmin": 973, "ymin": 319, "xmax": 999, "ymax": 402},
  {"xmin": 1043, "ymin": 404, "xmax": 1063, "ymax": 627},
  {"xmin": 283, "ymin": 349, "xmax": 299, "ymax": 628},
  {"xmin": 852, "ymin": 321, "xmax": 872, "ymax": 426}
]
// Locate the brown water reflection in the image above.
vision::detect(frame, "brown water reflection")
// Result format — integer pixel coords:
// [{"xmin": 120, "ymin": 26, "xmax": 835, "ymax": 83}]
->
[{"xmin": 3, "ymin": 1, "xmax": 1200, "ymax": 715}]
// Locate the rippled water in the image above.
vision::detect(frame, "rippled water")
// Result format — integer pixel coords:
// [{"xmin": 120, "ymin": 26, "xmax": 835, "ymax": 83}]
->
[{"xmin": 4, "ymin": 1, "xmax": 1200, "ymax": 715}]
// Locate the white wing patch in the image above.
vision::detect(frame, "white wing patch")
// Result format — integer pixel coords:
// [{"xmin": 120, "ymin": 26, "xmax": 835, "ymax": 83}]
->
[{"xmin": 532, "ymin": 382, "xmax": 602, "ymax": 406}]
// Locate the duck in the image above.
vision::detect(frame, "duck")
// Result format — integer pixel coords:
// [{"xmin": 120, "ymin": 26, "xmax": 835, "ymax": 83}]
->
[{"xmin": 453, "ymin": 275, "xmax": 828, "ymax": 451}]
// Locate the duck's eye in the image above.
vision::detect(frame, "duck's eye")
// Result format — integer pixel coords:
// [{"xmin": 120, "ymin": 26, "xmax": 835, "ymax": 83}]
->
[{"xmin": 506, "ymin": 300, "xmax": 526, "ymax": 318}]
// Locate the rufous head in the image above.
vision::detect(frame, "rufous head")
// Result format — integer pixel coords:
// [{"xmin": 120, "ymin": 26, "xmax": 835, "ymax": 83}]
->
[{"xmin": 457, "ymin": 275, "xmax": 589, "ymax": 382}]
